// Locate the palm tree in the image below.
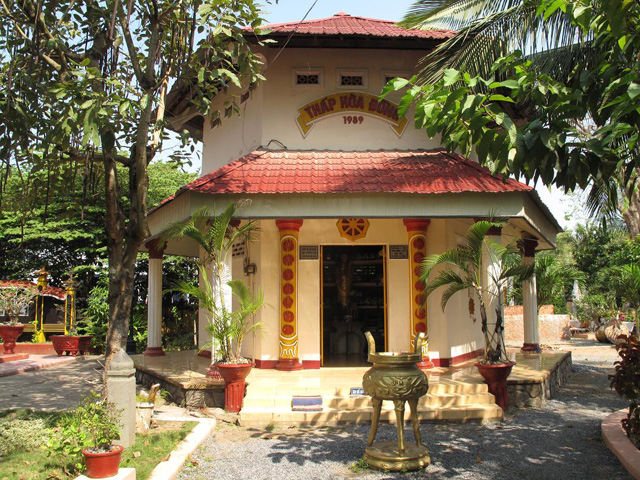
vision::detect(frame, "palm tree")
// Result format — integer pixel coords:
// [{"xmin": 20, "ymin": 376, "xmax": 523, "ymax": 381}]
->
[
  {"xmin": 422, "ymin": 220, "xmax": 533, "ymax": 364},
  {"xmin": 401, "ymin": 0, "xmax": 591, "ymax": 86},
  {"xmin": 161, "ymin": 203, "xmax": 263, "ymax": 363},
  {"xmin": 529, "ymin": 252, "xmax": 584, "ymax": 309},
  {"xmin": 609, "ymin": 264, "xmax": 640, "ymax": 333}
]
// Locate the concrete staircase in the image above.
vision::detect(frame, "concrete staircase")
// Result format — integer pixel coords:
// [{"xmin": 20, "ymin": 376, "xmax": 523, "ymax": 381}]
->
[{"xmin": 238, "ymin": 369, "xmax": 503, "ymax": 427}]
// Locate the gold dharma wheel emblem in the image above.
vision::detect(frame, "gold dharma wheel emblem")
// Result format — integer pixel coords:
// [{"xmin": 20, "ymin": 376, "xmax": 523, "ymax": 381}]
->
[{"xmin": 337, "ymin": 218, "xmax": 370, "ymax": 241}]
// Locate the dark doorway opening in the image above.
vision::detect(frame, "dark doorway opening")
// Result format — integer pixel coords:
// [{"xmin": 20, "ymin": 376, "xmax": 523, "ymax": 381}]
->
[{"xmin": 321, "ymin": 245, "xmax": 386, "ymax": 367}]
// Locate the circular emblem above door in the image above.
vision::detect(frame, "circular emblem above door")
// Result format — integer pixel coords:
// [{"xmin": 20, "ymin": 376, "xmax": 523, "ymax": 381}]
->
[{"xmin": 337, "ymin": 218, "xmax": 370, "ymax": 241}]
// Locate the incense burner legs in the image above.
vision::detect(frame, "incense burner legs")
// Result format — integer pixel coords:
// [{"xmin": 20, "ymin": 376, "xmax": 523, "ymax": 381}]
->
[{"xmin": 362, "ymin": 331, "xmax": 431, "ymax": 471}]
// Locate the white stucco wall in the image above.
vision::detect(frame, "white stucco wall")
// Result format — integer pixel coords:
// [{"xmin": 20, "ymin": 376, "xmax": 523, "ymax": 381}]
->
[{"xmin": 200, "ymin": 47, "xmax": 443, "ymax": 174}]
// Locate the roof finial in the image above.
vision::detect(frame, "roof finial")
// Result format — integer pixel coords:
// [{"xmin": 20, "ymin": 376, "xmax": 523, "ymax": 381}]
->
[{"xmin": 334, "ymin": 12, "xmax": 349, "ymax": 16}]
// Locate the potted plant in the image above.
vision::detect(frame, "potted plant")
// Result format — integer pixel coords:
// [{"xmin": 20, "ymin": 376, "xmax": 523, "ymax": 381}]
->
[
  {"xmin": 51, "ymin": 311, "xmax": 94, "ymax": 356},
  {"xmin": 163, "ymin": 203, "xmax": 265, "ymax": 413},
  {"xmin": 47, "ymin": 391, "xmax": 123, "ymax": 478},
  {"xmin": 421, "ymin": 219, "xmax": 533, "ymax": 411},
  {"xmin": 0, "ymin": 286, "xmax": 37, "ymax": 354}
]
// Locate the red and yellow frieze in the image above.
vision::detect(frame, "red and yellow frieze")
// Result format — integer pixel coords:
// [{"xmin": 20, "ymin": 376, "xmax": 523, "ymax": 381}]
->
[
  {"xmin": 403, "ymin": 219, "xmax": 433, "ymax": 368},
  {"xmin": 275, "ymin": 219, "xmax": 304, "ymax": 371}
]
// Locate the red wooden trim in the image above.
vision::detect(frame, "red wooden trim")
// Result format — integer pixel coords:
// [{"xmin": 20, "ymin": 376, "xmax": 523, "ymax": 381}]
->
[
  {"xmin": 523, "ymin": 238, "xmax": 538, "ymax": 258},
  {"xmin": 432, "ymin": 348, "xmax": 483, "ymax": 367},
  {"xmin": 275, "ymin": 357, "xmax": 303, "ymax": 371},
  {"xmin": 143, "ymin": 347, "xmax": 166, "ymax": 357},
  {"xmin": 302, "ymin": 360, "xmax": 321, "ymax": 369},
  {"xmin": 276, "ymin": 219, "xmax": 304, "ymax": 232},
  {"xmin": 146, "ymin": 240, "xmax": 166, "ymax": 259},
  {"xmin": 255, "ymin": 359, "xmax": 277, "ymax": 369},
  {"xmin": 521, "ymin": 343, "xmax": 541, "ymax": 353}
]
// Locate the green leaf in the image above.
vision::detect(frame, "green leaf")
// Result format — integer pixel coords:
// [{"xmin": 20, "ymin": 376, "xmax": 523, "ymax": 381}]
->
[
  {"xmin": 443, "ymin": 69, "xmax": 461, "ymax": 87},
  {"xmin": 628, "ymin": 83, "xmax": 640, "ymax": 99}
]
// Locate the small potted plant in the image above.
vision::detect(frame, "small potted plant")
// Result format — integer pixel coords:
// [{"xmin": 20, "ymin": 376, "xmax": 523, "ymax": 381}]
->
[
  {"xmin": 163, "ymin": 203, "xmax": 265, "ymax": 412},
  {"xmin": 421, "ymin": 219, "xmax": 533, "ymax": 411},
  {"xmin": 51, "ymin": 311, "xmax": 94, "ymax": 356},
  {"xmin": 0, "ymin": 286, "xmax": 37, "ymax": 354},
  {"xmin": 48, "ymin": 391, "xmax": 123, "ymax": 478}
]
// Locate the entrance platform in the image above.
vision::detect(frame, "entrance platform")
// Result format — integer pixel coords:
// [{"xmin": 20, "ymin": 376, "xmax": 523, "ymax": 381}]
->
[{"xmin": 132, "ymin": 349, "xmax": 571, "ymax": 426}]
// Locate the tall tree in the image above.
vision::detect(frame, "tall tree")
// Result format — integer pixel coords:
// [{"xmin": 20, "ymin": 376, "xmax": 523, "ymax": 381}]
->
[
  {"xmin": 396, "ymin": 0, "xmax": 640, "ymax": 237},
  {"xmin": 0, "ymin": 0, "xmax": 268, "ymax": 365}
]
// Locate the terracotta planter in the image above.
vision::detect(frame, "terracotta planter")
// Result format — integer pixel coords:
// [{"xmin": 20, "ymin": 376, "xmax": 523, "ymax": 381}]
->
[
  {"xmin": 51, "ymin": 335, "xmax": 94, "ymax": 356},
  {"xmin": 0, "ymin": 325, "xmax": 25, "ymax": 354},
  {"xmin": 475, "ymin": 361, "xmax": 515, "ymax": 411},
  {"xmin": 216, "ymin": 362, "xmax": 253, "ymax": 413},
  {"xmin": 82, "ymin": 445, "xmax": 123, "ymax": 479}
]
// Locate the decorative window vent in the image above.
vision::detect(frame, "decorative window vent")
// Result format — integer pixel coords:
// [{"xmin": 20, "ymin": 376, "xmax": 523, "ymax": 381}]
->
[
  {"xmin": 292, "ymin": 68, "xmax": 324, "ymax": 88},
  {"xmin": 337, "ymin": 69, "xmax": 368, "ymax": 89},
  {"xmin": 337, "ymin": 218, "xmax": 370, "ymax": 241},
  {"xmin": 232, "ymin": 240, "xmax": 246, "ymax": 257},
  {"xmin": 383, "ymin": 71, "xmax": 410, "ymax": 86}
]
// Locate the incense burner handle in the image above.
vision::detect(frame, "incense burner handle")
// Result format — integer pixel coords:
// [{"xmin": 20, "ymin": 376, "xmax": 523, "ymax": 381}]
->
[
  {"xmin": 365, "ymin": 331, "xmax": 376, "ymax": 357},
  {"xmin": 413, "ymin": 332, "xmax": 425, "ymax": 355}
]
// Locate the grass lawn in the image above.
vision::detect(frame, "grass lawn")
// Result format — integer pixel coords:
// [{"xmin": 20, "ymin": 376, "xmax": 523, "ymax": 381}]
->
[{"xmin": 0, "ymin": 409, "xmax": 196, "ymax": 480}]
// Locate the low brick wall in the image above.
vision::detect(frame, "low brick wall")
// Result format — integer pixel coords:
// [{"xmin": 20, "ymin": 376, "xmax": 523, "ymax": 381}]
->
[
  {"xmin": 504, "ymin": 305, "xmax": 571, "ymax": 344},
  {"xmin": 508, "ymin": 351, "xmax": 573, "ymax": 408}
]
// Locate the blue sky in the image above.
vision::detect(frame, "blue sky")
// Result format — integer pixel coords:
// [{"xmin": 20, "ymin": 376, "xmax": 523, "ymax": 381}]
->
[{"xmin": 260, "ymin": 0, "xmax": 418, "ymax": 24}]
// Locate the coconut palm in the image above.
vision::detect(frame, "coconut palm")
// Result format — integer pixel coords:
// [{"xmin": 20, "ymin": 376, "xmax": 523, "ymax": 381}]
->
[
  {"xmin": 608, "ymin": 264, "xmax": 640, "ymax": 333},
  {"xmin": 421, "ymin": 220, "xmax": 533, "ymax": 364},
  {"xmin": 161, "ymin": 203, "xmax": 263, "ymax": 363},
  {"xmin": 527, "ymin": 252, "xmax": 585, "ymax": 309},
  {"xmin": 401, "ymin": 0, "xmax": 591, "ymax": 86}
]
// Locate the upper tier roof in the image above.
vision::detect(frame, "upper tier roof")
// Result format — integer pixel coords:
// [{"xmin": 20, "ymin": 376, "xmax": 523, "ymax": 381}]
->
[
  {"xmin": 256, "ymin": 12, "xmax": 452, "ymax": 39},
  {"xmin": 244, "ymin": 12, "xmax": 454, "ymax": 49},
  {"xmin": 178, "ymin": 149, "xmax": 531, "ymax": 196}
]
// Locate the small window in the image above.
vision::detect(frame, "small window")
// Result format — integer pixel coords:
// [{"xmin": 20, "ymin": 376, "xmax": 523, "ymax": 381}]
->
[
  {"xmin": 292, "ymin": 68, "xmax": 324, "ymax": 88},
  {"xmin": 382, "ymin": 71, "xmax": 410, "ymax": 86},
  {"xmin": 337, "ymin": 69, "xmax": 368, "ymax": 89}
]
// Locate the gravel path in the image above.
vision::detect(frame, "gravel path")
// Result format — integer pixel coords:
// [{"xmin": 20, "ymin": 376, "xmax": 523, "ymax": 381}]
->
[{"xmin": 178, "ymin": 340, "xmax": 632, "ymax": 479}]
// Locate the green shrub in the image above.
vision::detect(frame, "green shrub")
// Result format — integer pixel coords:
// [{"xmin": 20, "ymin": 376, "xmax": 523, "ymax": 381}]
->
[
  {"xmin": 0, "ymin": 417, "xmax": 49, "ymax": 456},
  {"xmin": 610, "ymin": 335, "xmax": 640, "ymax": 445}
]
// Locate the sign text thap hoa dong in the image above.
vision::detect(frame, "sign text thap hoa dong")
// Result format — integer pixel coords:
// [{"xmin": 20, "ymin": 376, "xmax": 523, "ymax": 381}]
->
[{"xmin": 296, "ymin": 92, "xmax": 408, "ymax": 137}]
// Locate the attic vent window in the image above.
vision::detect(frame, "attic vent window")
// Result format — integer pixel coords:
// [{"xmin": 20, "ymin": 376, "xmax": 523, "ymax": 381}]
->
[
  {"xmin": 341, "ymin": 75, "xmax": 363, "ymax": 86},
  {"xmin": 383, "ymin": 71, "xmax": 410, "ymax": 86},
  {"xmin": 292, "ymin": 68, "xmax": 324, "ymax": 88},
  {"xmin": 337, "ymin": 69, "xmax": 368, "ymax": 89},
  {"xmin": 297, "ymin": 74, "xmax": 319, "ymax": 85}
]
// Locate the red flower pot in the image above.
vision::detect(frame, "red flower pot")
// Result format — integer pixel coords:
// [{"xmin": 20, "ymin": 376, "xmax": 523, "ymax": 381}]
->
[
  {"xmin": 475, "ymin": 361, "xmax": 515, "ymax": 412},
  {"xmin": 0, "ymin": 325, "xmax": 25, "ymax": 354},
  {"xmin": 82, "ymin": 444, "xmax": 123, "ymax": 479},
  {"xmin": 51, "ymin": 335, "xmax": 94, "ymax": 356},
  {"xmin": 216, "ymin": 363, "xmax": 253, "ymax": 413}
]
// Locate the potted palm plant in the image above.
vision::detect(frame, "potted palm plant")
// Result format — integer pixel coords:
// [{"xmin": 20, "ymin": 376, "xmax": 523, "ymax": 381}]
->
[
  {"xmin": 51, "ymin": 311, "xmax": 94, "ymax": 356},
  {"xmin": 163, "ymin": 203, "xmax": 265, "ymax": 413},
  {"xmin": 0, "ymin": 286, "xmax": 37, "ymax": 354},
  {"xmin": 421, "ymin": 219, "xmax": 533, "ymax": 411}
]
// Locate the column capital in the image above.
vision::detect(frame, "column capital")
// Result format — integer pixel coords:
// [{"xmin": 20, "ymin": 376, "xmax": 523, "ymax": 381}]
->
[
  {"xmin": 403, "ymin": 218, "xmax": 431, "ymax": 232},
  {"xmin": 276, "ymin": 219, "xmax": 304, "ymax": 232},
  {"xmin": 523, "ymin": 237, "xmax": 538, "ymax": 257},
  {"xmin": 146, "ymin": 239, "xmax": 166, "ymax": 259}
]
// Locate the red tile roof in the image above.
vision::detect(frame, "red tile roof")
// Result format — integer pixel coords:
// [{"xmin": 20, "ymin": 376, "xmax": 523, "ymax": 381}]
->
[
  {"xmin": 0, "ymin": 280, "xmax": 66, "ymax": 300},
  {"xmin": 180, "ymin": 150, "xmax": 531, "ymax": 196},
  {"xmin": 254, "ymin": 12, "xmax": 453, "ymax": 40}
]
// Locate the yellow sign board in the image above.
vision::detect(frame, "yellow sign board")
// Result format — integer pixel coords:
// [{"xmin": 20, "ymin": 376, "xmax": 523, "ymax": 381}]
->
[{"xmin": 296, "ymin": 92, "xmax": 409, "ymax": 138}]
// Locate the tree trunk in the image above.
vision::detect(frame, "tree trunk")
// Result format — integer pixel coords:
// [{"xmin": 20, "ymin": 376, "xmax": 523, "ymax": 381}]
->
[{"xmin": 622, "ymin": 186, "xmax": 640, "ymax": 239}]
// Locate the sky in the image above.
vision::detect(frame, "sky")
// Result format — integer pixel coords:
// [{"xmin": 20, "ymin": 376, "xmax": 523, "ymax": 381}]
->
[{"xmin": 179, "ymin": 0, "xmax": 583, "ymax": 231}]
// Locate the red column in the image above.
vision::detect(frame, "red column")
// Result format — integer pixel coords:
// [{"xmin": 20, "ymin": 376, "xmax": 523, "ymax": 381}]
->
[
  {"xmin": 275, "ymin": 220, "xmax": 304, "ymax": 371},
  {"xmin": 403, "ymin": 219, "xmax": 433, "ymax": 369}
]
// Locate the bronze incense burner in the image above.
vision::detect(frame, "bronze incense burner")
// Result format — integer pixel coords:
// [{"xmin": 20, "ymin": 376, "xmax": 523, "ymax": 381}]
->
[{"xmin": 362, "ymin": 331, "xmax": 430, "ymax": 471}]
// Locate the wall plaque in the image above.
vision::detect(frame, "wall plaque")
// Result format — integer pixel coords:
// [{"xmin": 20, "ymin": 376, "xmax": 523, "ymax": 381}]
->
[
  {"xmin": 389, "ymin": 245, "xmax": 408, "ymax": 259},
  {"xmin": 299, "ymin": 245, "xmax": 319, "ymax": 260}
]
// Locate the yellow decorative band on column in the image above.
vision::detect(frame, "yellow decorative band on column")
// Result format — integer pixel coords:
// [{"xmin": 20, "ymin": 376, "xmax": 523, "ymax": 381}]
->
[
  {"xmin": 403, "ymin": 219, "xmax": 431, "ymax": 361},
  {"xmin": 276, "ymin": 220, "xmax": 303, "ymax": 370}
]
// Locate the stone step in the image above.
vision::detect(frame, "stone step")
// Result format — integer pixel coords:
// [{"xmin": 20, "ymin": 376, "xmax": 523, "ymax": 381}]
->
[
  {"xmin": 243, "ymin": 392, "xmax": 495, "ymax": 409},
  {"xmin": 245, "ymin": 379, "xmax": 489, "ymax": 398},
  {"xmin": 238, "ymin": 403, "xmax": 503, "ymax": 427}
]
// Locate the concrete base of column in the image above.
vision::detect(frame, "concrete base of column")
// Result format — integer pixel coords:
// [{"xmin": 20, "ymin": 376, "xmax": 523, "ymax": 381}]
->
[
  {"xmin": 521, "ymin": 343, "xmax": 541, "ymax": 353},
  {"xmin": 206, "ymin": 364, "xmax": 223, "ymax": 380},
  {"xmin": 417, "ymin": 356, "xmax": 434, "ymax": 369},
  {"xmin": 143, "ymin": 347, "xmax": 165, "ymax": 357},
  {"xmin": 275, "ymin": 358, "xmax": 303, "ymax": 371}
]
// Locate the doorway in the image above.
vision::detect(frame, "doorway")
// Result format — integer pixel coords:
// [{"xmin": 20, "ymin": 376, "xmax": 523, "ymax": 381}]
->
[{"xmin": 321, "ymin": 245, "xmax": 386, "ymax": 366}]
